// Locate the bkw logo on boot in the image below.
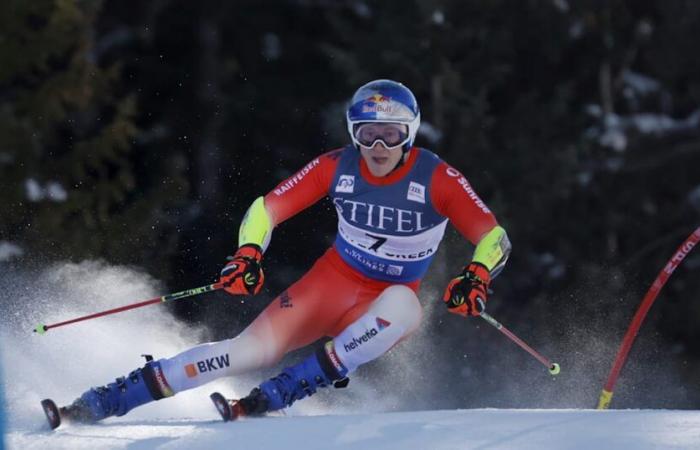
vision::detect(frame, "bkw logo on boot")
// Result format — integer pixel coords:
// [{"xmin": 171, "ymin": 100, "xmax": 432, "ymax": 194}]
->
[{"xmin": 185, "ymin": 354, "xmax": 230, "ymax": 378}]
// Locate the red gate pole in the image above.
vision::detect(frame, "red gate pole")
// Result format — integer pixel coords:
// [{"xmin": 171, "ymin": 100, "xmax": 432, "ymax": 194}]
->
[{"xmin": 597, "ymin": 227, "xmax": 700, "ymax": 409}]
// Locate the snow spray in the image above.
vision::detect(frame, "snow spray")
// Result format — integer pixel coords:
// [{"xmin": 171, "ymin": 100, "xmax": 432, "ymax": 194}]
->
[{"xmin": 0, "ymin": 261, "xmax": 239, "ymax": 431}]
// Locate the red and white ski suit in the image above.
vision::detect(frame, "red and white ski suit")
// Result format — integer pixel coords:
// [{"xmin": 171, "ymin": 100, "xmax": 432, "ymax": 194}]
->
[{"xmin": 159, "ymin": 147, "xmax": 501, "ymax": 392}]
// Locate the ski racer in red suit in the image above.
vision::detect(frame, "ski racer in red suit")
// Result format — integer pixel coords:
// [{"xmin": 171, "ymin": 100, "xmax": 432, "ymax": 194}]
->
[{"xmin": 55, "ymin": 79, "xmax": 512, "ymax": 423}]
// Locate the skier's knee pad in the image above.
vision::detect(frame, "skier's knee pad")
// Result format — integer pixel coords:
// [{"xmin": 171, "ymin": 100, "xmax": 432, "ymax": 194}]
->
[{"xmin": 332, "ymin": 285, "xmax": 422, "ymax": 373}]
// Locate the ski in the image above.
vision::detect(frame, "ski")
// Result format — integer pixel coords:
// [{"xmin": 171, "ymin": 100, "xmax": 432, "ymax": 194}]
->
[
  {"xmin": 210, "ymin": 390, "xmax": 284, "ymax": 422},
  {"xmin": 41, "ymin": 399, "xmax": 62, "ymax": 430},
  {"xmin": 210, "ymin": 391, "xmax": 239, "ymax": 422},
  {"xmin": 41, "ymin": 397, "xmax": 96, "ymax": 429}
]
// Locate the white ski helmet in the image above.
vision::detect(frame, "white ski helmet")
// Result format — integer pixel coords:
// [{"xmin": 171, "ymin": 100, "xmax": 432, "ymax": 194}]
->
[{"xmin": 346, "ymin": 79, "xmax": 421, "ymax": 151}]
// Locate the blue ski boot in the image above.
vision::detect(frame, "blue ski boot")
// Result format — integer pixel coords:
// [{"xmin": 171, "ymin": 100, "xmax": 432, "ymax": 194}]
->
[
  {"xmin": 221, "ymin": 343, "xmax": 349, "ymax": 420},
  {"xmin": 61, "ymin": 355, "xmax": 173, "ymax": 424}
]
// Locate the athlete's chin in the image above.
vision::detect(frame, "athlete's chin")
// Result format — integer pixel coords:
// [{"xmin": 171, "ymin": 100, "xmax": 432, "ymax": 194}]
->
[
  {"xmin": 368, "ymin": 165, "xmax": 392, "ymax": 177},
  {"xmin": 367, "ymin": 159, "xmax": 394, "ymax": 176}
]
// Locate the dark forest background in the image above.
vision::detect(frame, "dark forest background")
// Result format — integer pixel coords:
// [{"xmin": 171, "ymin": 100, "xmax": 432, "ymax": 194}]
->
[{"xmin": 1, "ymin": 0, "xmax": 699, "ymax": 409}]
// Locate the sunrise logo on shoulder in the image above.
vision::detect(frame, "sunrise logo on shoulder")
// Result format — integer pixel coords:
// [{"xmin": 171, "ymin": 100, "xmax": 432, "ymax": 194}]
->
[{"xmin": 445, "ymin": 166, "xmax": 491, "ymax": 214}]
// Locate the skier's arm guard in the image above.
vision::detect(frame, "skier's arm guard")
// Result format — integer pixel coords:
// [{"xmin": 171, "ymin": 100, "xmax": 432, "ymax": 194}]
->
[
  {"xmin": 238, "ymin": 196, "xmax": 273, "ymax": 252},
  {"xmin": 471, "ymin": 225, "xmax": 511, "ymax": 278}
]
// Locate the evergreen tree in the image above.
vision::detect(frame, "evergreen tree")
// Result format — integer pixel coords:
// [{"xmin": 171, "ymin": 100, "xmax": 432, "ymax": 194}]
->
[{"xmin": 0, "ymin": 0, "xmax": 187, "ymax": 273}]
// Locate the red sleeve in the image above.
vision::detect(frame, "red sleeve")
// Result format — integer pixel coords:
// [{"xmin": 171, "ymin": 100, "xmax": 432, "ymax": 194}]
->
[
  {"xmin": 430, "ymin": 162, "xmax": 498, "ymax": 244},
  {"xmin": 264, "ymin": 149, "xmax": 342, "ymax": 226}
]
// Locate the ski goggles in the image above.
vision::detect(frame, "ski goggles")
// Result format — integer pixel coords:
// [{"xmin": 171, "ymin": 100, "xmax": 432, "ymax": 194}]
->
[{"xmin": 352, "ymin": 122, "xmax": 410, "ymax": 149}]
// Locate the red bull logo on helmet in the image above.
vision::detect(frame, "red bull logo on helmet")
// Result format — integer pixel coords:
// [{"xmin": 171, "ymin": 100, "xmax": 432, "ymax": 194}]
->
[
  {"xmin": 362, "ymin": 94, "xmax": 394, "ymax": 114},
  {"xmin": 370, "ymin": 94, "xmax": 391, "ymax": 102}
]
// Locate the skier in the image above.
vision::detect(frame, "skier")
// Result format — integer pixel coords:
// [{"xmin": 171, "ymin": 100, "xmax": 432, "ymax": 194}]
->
[{"xmin": 46, "ymin": 79, "xmax": 511, "ymax": 426}]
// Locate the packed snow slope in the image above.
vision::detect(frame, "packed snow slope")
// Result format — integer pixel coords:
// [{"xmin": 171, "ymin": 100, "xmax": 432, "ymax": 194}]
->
[
  {"xmin": 6, "ymin": 408, "xmax": 700, "ymax": 449},
  {"xmin": 3, "ymin": 262, "xmax": 700, "ymax": 449}
]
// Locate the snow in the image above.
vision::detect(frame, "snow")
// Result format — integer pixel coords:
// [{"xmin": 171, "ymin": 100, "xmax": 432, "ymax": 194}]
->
[
  {"xmin": 599, "ymin": 128, "xmax": 628, "ymax": 152},
  {"xmin": 630, "ymin": 112, "xmax": 700, "ymax": 134},
  {"xmin": 689, "ymin": 185, "xmax": 700, "ymax": 211},
  {"xmin": 569, "ymin": 20, "xmax": 584, "ymax": 39},
  {"xmin": 584, "ymin": 67, "xmax": 700, "ymax": 153},
  {"xmin": 0, "ymin": 262, "xmax": 243, "ymax": 446},
  {"xmin": 622, "ymin": 71, "xmax": 661, "ymax": 96},
  {"xmin": 0, "ymin": 242, "xmax": 23, "ymax": 262},
  {"xmin": 553, "ymin": 0, "xmax": 570, "ymax": 13},
  {"xmin": 45, "ymin": 182, "xmax": 68, "ymax": 202},
  {"xmin": 432, "ymin": 10, "xmax": 445, "ymax": 25},
  {"xmin": 5, "ymin": 408, "xmax": 700, "ymax": 449},
  {"xmin": 24, "ymin": 179, "xmax": 68, "ymax": 202},
  {"xmin": 586, "ymin": 107, "xmax": 700, "ymax": 152},
  {"xmin": 262, "ymin": 33, "xmax": 281, "ymax": 61},
  {"xmin": 3, "ymin": 261, "xmax": 700, "ymax": 449},
  {"xmin": 418, "ymin": 121, "xmax": 443, "ymax": 144},
  {"xmin": 25, "ymin": 179, "xmax": 43, "ymax": 202}
]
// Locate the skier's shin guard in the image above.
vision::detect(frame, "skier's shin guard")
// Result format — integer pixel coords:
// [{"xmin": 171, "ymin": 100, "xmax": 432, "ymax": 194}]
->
[{"xmin": 71, "ymin": 359, "xmax": 173, "ymax": 422}]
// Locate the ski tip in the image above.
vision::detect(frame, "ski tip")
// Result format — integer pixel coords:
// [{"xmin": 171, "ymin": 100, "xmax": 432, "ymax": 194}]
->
[
  {"xmin": 41, "ymin": 398, "xmax": 61, "ymax": 430},
  {"xmin": 34, "ymin": 324, "xmax": 48, "ymax": 334},
  {"xmin": 210, "ymin": 392, "xmax": 233, "ymax": 422}
]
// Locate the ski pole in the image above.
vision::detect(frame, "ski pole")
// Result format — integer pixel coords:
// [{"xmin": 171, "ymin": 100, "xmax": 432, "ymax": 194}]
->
[
  {"xmin": 479, "ymin": 310, "xmax": 561, "ymax": 375},
  {"xmin": 33, "ymin": 282, "xmax": 224, "ymax": 334}
]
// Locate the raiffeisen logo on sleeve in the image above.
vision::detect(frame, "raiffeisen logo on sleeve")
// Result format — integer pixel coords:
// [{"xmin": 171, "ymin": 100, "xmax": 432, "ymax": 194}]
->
[
  {"xmin": 273, "ymin": 158, "xmax": 321, "ymax": 196},
  {"xmin": 184, "ymin": 354, "xmax": 231, "ymax": 378},
  {"xmin": 335, "ymin": 174, "xmax": 355, "ymax": 193}
]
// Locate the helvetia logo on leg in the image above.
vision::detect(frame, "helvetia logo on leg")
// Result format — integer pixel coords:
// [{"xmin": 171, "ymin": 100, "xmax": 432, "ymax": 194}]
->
[{"xmin": 343, "ymin": 317, "xmax": 391, "ymax": 352}]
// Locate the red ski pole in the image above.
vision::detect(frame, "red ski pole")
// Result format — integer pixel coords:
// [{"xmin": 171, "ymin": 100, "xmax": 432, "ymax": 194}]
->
[
  {"xmin": 33, "ymin": 282, "xmax": 224, "ymax": 334},
  {"xmin": 480, "ymin": 311, "xmax": 561, "ymax": 375}
]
